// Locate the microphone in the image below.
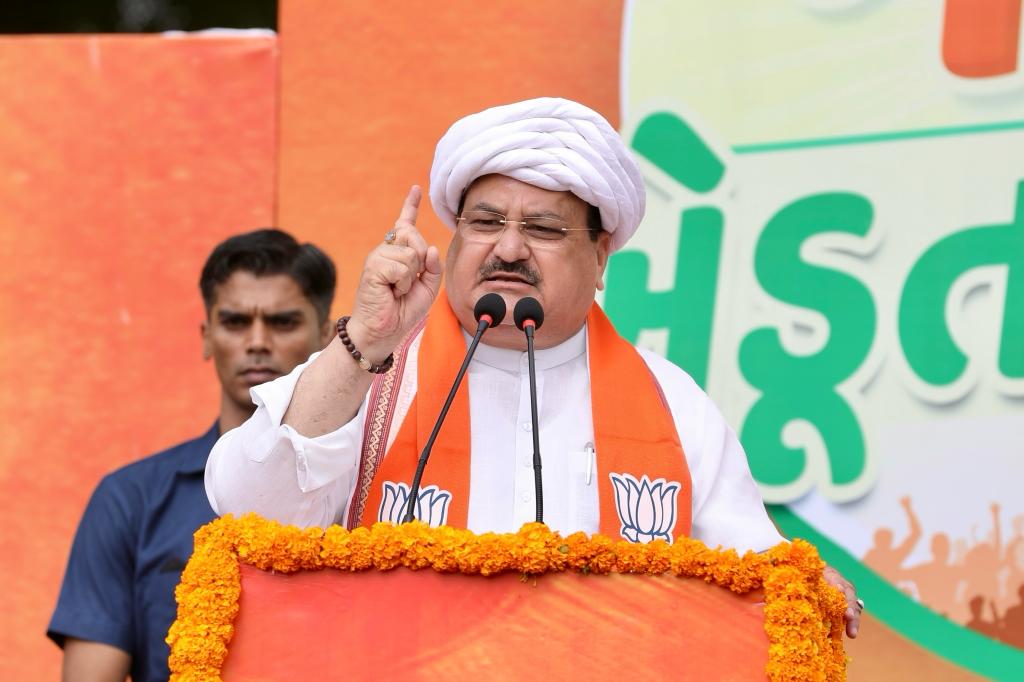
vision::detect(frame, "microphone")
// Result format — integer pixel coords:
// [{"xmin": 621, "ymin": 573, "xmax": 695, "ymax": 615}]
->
[
  {"xmin": 513, "ymin": 297, "xmax": 545, "ymax": 524},
  {"xmin": 513, "ymin": 296, "xmax": 544, "ymax": 333},
  {"xmin": 473, "ymin": 292, "xmax": 507, "ymax": 329},
  {"xmin": 402, "ymin": 293, "xmax": 506, "ymax": 523}
]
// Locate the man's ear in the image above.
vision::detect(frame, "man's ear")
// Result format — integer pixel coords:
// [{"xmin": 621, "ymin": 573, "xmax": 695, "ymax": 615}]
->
[
  {"xmin": 594, "ymin": 231, "xmax": 612, "ymax": 291},
  {"xmin": 200, "ymin": 319, "xmax": 212, "ymax": 360},
  {"xmin": 319, "ymin": 317, "xmax": 335, "ymax": 349}
]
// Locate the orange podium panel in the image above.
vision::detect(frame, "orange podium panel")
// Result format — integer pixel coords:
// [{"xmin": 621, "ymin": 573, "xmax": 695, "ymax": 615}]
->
[
  {"xmin": 168, "ymin": 515, "xmax": 847, "ymax": 680},
  {"xmin": 225, "ymin": 566, "xmax": 766, "ymax": 679}
]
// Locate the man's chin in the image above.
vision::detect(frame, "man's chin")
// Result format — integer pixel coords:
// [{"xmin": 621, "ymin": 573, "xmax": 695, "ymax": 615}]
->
[
  {"xmin": 479, "ymin": 324, "xmax": 529, "ymax": 350},
  {"xmin": 226, "ymin": 387, "xmax": 257, "ymax": 408},
  {"xmin": 232, "ymin": 380, "xmax": 274, "ymax": 409}
]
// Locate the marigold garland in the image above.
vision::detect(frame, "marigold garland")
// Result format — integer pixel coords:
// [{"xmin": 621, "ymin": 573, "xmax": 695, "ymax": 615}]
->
[{"xmin": 167, "ymin": 514, "xmax": 847, "ymax": 681}]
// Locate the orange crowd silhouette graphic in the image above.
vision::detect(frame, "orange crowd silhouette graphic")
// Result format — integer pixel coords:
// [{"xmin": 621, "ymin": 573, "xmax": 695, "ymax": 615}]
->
[{"xmin": 863, "ymin": 498, "xmax": 1024, "ymax": 648}]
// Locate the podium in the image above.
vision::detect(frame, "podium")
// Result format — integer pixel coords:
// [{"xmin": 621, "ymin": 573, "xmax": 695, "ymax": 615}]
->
[{"xmin": 168, "ymin": 515, "xmax": 847, "ymax": 680}]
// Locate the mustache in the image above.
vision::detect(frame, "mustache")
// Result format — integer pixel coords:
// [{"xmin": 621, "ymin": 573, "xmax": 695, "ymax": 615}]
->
[{"xmin": 479, "ymin": 259, "xmax": 540, "ymax": 285}]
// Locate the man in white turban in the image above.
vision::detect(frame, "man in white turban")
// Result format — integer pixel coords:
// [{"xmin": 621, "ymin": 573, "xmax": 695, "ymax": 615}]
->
[{"xmin": 205, "ymin": 97, "xmax": 863, "ymax": 637}]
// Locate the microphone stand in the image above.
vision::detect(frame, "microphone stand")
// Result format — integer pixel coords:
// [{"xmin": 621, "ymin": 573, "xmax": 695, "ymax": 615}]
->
[
  {"xmin": 523, "ymin": 322, "xmax": 543, "ymax": 524},
  {"xmin": 402, "ymin": 292, "xmax": 505, "ymax": 523},
  {"xmin": 402, "ymin": 318, "xmax": 488, "ymax": 523},
  {"xmin": 514, "ymin": 296, "xmax": 546, "ymax": 525}
]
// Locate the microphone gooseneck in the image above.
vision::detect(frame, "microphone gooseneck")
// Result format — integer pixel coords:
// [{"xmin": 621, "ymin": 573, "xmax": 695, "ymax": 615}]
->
[
  {"xmin": 513, "ymin": 297, "xmax": 545, "ymax": 524},
  {"xmin": 402, "ymin": 293, "xmax": 507, "ymax": 523}
]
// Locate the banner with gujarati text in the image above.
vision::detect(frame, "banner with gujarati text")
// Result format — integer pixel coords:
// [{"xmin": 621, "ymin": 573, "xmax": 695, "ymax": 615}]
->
[{"xmin": 604, "ymin": 2, "xmax": 1024, "ymax": 679}]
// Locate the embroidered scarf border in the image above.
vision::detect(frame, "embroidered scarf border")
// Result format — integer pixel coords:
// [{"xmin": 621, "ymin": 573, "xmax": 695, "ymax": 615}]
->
[{"xmin": 346, "ymin": 318, "xmax": 426, "ymax": 528}]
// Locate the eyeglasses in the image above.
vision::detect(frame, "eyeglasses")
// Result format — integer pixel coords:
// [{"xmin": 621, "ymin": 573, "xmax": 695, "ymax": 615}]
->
[{"xmin": 456, "ymin": 210, "xmax": 592, "ymax": 248}]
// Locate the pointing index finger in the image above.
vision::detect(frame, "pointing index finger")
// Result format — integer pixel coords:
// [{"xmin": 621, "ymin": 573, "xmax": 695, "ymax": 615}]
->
[{"xmin": 398, "ymin": 185, "xmax": 422, "ymax": 226}]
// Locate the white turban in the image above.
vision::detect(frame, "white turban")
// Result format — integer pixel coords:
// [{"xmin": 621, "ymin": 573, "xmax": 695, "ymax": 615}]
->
[{"xmin": 428, "ymin": 97, "xmax": 646, "ymax": 252}]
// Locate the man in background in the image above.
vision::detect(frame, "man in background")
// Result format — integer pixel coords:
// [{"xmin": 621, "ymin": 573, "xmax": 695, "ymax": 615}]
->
[{"xmin": 48, "ymin": 229, "xmax": 337, "ymax": 682}]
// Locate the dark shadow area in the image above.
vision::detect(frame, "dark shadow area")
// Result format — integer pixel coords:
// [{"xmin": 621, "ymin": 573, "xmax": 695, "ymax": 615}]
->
[{"xmin": 0, "ymin": 0, "xmax": 276, "ymax": 33}]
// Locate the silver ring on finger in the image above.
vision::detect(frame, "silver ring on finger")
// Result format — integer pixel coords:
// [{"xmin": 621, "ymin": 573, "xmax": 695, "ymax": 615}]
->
[
  {"xmin": 856, "ymin": 598, "xmax": 865, "ymax": 611},
  {"xmin": 384, "ymin": 229, "xmax": 397, "ymax": 245}
]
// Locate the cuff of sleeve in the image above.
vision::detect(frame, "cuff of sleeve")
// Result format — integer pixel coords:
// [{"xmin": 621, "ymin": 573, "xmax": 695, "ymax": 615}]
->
[
  {"xmin": 246, "ymin": 349, "xmax": 364, "ymax": 492},
  {"xmin": 706, "ymin": 518, "xmax": 787, "ymax": 554},
  {"xmin": 281, "ymin": 406, "xmax": 364, "ymax": 493},
  {"xmin": 47, "ymin": 612, "xmax": 132, "ymax": 653}
]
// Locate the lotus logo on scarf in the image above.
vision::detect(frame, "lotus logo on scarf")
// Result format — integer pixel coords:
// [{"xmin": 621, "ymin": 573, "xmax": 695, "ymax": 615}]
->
[
  {"xmin": 609, "ymin": 473, "xmax": 681, "ymax": 543},
  {"xmin": 378, "ymin": 481, "xmax": 452, "ymax": 527}
]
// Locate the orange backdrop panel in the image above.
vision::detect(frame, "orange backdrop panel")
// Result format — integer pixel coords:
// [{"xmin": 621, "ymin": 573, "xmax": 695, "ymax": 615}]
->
[
  {"xmin": 0, "ymin": 34, "xmax": 277, "ymax": 679},
  {"xmin": 276, "ymin": 0, "xmax": 624, "ymax": 312},
  {"xmin": 222, "ymin": 565, "xmax": 768, "ymax": 679}
]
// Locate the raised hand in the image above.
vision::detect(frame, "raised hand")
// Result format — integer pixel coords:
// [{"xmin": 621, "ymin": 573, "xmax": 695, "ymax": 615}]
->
[
  {"xmin": 280, "ymin": 186, "xmax": 443, "ymax": 438},
  {"xmin": 347, "ymin": 186, "xmax": 443, "ymax": 361}
]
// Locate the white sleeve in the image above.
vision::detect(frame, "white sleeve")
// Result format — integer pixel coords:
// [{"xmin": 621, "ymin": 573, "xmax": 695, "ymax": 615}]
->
[
  {"xmin": 204, "ymin": 351, "xmax": 367, "ymax": 528},
  {"xmin": 637, "ymin": 348, "xmax": 784, "ymax": 553}
]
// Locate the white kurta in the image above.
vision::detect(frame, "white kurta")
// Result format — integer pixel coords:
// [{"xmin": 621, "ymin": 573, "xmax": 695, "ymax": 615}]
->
[{"xmin": 205, "ymin": 325, "xmax": 784, "ymax": 553}]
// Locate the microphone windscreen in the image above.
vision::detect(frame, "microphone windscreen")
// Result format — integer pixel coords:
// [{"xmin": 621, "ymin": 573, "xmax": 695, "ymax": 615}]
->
[
  {"xmin": 474, "ymin": 292, "xmax": 507, "ymax": 327},
  {"xmin": 513, "ymin": 297, "xmax": 544, "ymax": 331}
]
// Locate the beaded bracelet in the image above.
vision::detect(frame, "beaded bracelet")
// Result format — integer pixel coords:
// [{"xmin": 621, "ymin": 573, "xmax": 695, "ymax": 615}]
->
[{"xmin": 336, "ymin": 316, "xmax": 394, "ymax": 374}]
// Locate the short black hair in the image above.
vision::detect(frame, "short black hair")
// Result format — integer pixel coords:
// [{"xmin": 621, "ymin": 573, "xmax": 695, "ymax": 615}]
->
[
  {"xmin": 199, "ymin": 228, "xmax": 336, "ymax": 322},
  {"xmin": 456, "ymin": 191, "xmax": 603, "ymax": 242}
]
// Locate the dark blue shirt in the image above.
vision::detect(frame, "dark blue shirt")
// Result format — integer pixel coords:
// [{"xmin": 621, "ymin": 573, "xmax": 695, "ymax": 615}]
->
[{"xmin": 48, "ymin": 424, "xmax": 219, "ymax": 682}]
